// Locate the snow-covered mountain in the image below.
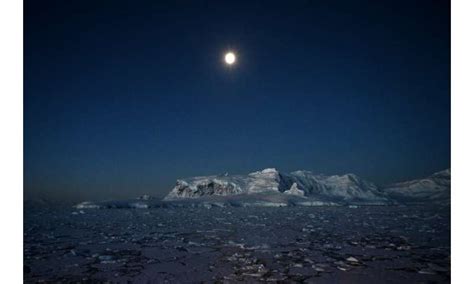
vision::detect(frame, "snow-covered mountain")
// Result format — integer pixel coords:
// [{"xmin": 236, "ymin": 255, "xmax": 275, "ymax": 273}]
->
[
  {"xmin": 382, "ymin": 169, "xmax": 450, "ymax": 203},
  {"xmin": 289, "ymin": 170, "xmax": 389, "ymax": 204},
  {"xmin": 72, "ymin": 168, "xmax": 451, "ymax": 209},
  {"xmin": 163, "ymin": 168, "xmax": 390, "ymax": 205}
]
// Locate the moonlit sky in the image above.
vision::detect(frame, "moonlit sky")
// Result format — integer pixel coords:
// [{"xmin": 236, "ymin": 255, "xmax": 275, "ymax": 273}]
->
[{"xmin": 25, "ymin": 0, "xmax": 450, "ymax": 202}]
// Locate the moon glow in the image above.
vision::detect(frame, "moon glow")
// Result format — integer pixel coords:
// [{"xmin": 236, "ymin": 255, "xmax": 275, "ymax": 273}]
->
[{"xmin": 225, "ymin": 52, "xmax": 236, "ymax": 65}]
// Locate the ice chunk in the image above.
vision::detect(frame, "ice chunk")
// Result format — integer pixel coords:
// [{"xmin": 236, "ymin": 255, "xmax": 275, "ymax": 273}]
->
[
  {"xmin": 283, "ymin": 183, "xmax": 305, "ymax": 197},
  {"xmin": 74, "ymin": 201, "xmax": 101, "ymax": 209}
]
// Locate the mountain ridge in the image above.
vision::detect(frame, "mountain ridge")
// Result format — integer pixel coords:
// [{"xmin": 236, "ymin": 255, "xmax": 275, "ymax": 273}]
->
[
  {"xmin": 382, "ymin": 169, "xmax": 451, "ymax": 203},
  {"xmin": 70, "ymin": 168, "xmax": 451, "ymax": 209},
  {"xmin": 164, "ymin": 168, "xmax": 389, "ymax": 204},
  {"xmin": 163, "ymin": 168, "xmax": 450, "ymax": 205}
]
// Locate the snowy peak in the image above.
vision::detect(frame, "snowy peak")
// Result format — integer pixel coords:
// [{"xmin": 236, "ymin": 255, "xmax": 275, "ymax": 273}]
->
[
  {"xmin": 164, "ymin": 168, "xmax": 288, "ymax": 201},
  {"xmin": 430, "ymin": 169, "xmax": 451, "ymax": 182},
  {"xmin": 73, "ymin": 169, "xmax": 450, "ymax": 209},
  {"xmin": 290, "ymin": 172, "xmax": 386, "ymax": 203},
  {"xmin": 163, "ymin": 168, "xmax": 450, "ymax": 205},
  {"xmin": 382, "ymin": 169, "xmax": 450, "ymax": 203},
  {"xmin": 164, "ymin": 168, "xmax": 389, "ymax": 204},
  {"xmin": 250, "ymin": 168, "xmax": 279, "ymax": 175},
  {"xmin": 247, "ymin": 168, "xmax": 284, "ymax": 193}
]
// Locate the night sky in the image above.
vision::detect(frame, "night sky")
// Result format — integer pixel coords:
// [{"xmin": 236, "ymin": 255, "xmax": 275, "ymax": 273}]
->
[{"xmin": 25, "ymin": 0, "xmax": 450, "ymax": 201}]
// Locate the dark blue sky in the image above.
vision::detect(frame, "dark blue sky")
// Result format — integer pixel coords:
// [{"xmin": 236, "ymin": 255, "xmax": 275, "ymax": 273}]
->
[{"xmin": 25, "ymin": 0, "xmax": 450, "ymax": 201}]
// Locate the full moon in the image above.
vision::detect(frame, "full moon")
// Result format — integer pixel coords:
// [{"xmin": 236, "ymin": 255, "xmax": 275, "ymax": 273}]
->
[{"xmin": 225, "ymin": 52, "xmax": 236, "ymax": 65}]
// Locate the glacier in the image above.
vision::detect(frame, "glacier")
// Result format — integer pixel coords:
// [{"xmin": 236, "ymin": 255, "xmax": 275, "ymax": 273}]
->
[
  {"xmin": 163, "ymin": 168, "xmax": 390, "ymax": 205},
  {"xmin": 73, "ymin": 168, "xmax": 450, "ymax": 209},
  {"xmin": 382, "ymin": 169, "xmax": 450, "ymax": 204}
]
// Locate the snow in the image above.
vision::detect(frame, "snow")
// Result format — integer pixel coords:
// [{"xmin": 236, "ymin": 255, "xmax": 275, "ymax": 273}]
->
[
  {"xmin": 74, "ymin": 201, "xmax": 102, "ymax": 209},
  {"xmin": 129, "ymin": 202, "xmax": 149, "ymax": 209},
  {"xmin": 73, "ymin": 169, "xmax": 450, "ymax": 209},
  {"xmin": 295, "ymin": 201, "xmax": 339, "ymax": 206},
  {"xmin": 257, "ymin": 168, "xmax": 279, "ymax": 174},
  {"xmin": 163, "ymin": 168, "xmax": 390, "ymax": 205},
  {"xmin": 283, "ymin": 183, "xmax": 306, "ymax": 197},
  {"xmin": 382, "ymin": 169, "xmax": 450, "ymax": 203}
]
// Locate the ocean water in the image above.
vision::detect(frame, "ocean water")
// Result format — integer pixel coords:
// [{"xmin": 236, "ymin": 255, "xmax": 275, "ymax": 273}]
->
[{"xmin": 24, "ymin": 205, "xmax": 450, "ymax": 283}]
